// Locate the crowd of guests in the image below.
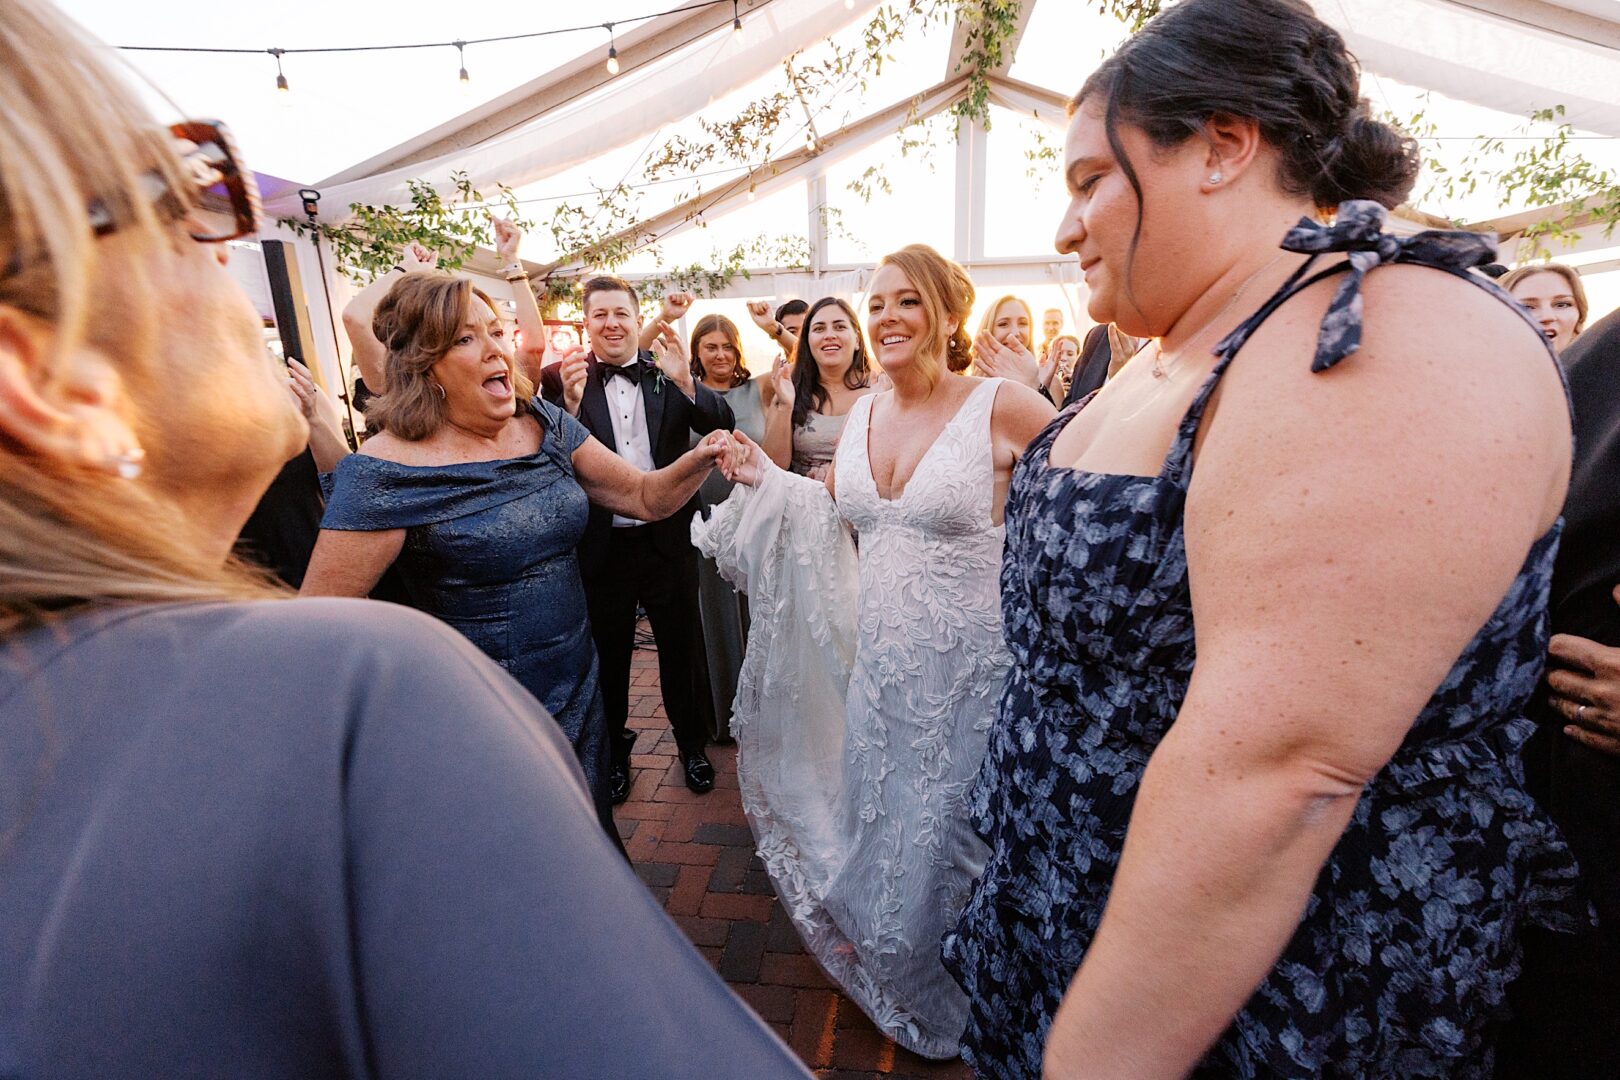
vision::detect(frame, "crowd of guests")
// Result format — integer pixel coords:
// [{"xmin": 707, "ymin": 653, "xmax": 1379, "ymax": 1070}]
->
[{"xmin": 4, "ymin": 0, "xmax": 1620, "ymax": 1076}]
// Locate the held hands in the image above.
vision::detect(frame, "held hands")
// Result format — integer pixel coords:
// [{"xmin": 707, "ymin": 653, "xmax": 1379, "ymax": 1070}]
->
[
  {"xmin": 717, "ymin": 431, "xmax": 767, "ymax": 488},
  {"xmin": 649, "ymin": 322, "xmax": 694, "ymax": 395},
  {"xmin": 490, "ymin": 215, "xmax": 523, "ymax": 264},
  {"xmin": 690, "ymin": 429, "xmax": 733, "ymax": 472},
  {"xmin": 1548, "ymin": 584, "xmax": 1620, "ymax": 756},
  {"xmin": 557, "ymin": 346, "xmax": 589, "ymax": 416},
  {"xmin": 973, "ymin": 329, "xmax": 1041, "ymax": 389}
]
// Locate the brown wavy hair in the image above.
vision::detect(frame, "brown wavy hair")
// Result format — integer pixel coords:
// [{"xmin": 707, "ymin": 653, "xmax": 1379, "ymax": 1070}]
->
[
  {"xmin": 366, "ymin": 273, "xmax": 536, "ymax": 441},
  {"xmin": 876, "ymin": 245, "xmax": 974, "ymax": 383},
  {"xmin": 688, "ymin": 313, "xmax": 751, "ymax": 388}
]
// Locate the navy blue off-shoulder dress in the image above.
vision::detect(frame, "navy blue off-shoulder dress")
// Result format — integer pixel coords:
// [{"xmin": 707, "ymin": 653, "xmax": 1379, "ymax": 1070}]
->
[
  {"xmin": 943, "ymin": 203, "xmax": 1589, "ymax": 1078},
  {"xmin": 322, "ymin": 398, "xmax": 612, "ymax": 830}
]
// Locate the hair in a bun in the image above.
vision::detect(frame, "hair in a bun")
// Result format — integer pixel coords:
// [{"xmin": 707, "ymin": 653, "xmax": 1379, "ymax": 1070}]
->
[
  {"xmin": 946, "ymin": 328, "xmax": 973, "ymax": 373},
  {"xmin": 1073, "ymin": 0, "xmax": 1419, "ymax": 211}
]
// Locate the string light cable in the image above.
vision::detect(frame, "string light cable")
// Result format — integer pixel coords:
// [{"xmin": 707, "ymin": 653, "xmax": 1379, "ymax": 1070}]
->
[{"xmin": 117, "ymin": 0, "xmax": 769, "ymax": 89}]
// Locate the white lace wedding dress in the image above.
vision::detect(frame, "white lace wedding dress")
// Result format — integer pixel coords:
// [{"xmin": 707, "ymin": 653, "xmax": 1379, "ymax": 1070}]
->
[{"xmin": 691, "ymin": 377, "xmax": 1011, "ymax": 1058}]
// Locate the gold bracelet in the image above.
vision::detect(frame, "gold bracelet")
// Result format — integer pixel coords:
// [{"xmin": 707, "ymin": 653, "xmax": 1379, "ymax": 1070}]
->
[{"xmin": 505, "ymin": 273, "xmax": 530, "ymax": 283}]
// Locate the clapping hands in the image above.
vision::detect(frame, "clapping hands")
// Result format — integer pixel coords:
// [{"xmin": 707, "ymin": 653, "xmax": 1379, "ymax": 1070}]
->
[
  {"xmin": 557, "ymin": 345, "xmax": 589, "ymax": 416},
  {"xmin": 649, "ymin": 322, "xmax": 694, "ymax": 394},
  {"xmin": 973, "ymin": 329, "xmax": 1041, "ymax": 389}
]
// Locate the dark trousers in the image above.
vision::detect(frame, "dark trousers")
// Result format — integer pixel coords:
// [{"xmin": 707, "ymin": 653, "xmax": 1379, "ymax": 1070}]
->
[
  {"xmin": 585, "ymin": 526, "xmax": 707, "ymax": 766},
  {"xmin": 1495, "ymin": 922, "xmax": 1620, "ymax": 1078}
]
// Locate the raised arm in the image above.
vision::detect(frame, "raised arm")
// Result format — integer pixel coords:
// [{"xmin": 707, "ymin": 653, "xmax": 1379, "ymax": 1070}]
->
[
  {"xmin": 747, "ymin": 300, "xmax": 798, "ymax": 357},
  {"xmin": 638, "ymin": 291, "xmax": 694, "ymax": 353},
  {"xmin": 572, "ymin": 431, "xmax": 729, "ymax": 523},
  {"xmin": 286, "ymin": 358, "xmax": 351, "ymax": 471},
  {"xmin": 1040, "ymin": 270, "xmax": 1571, "ymax": 1078},
  {"xmin": 491, "ymin": 216, "xmax": 546, "ymax": 386},
  {"xmin": 342, "ymin": 243, "xmax": 436, "ymax": 391},
  {"xmin": 759, "ymin": 358, "xmax": 795, "ymax": 469}
]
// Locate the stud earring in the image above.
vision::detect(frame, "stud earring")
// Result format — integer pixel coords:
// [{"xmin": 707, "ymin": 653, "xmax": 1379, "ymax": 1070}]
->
[
  {"xmin": 104, "ymin": 447, "xmax": 146, "ymax": 480},
  {"xmin": 1208, "ymin": 171, "xmax": 1223, "ymax": 185}
]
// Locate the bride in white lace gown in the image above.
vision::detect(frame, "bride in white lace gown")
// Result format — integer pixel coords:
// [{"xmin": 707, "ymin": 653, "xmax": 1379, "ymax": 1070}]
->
[{"xmin": 693, "ymin": 246, "xmax": 1054, "ymax": 1058}]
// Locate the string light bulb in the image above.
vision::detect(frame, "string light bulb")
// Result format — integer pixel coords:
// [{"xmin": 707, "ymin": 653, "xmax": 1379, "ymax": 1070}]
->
[
  {"xmin": 604, "ymin": 23, "xmax": 620, "ymax": 75},
  {"xmin": 269, "ymin": 47, "xmax": 288, "ymax": 93},
  {"xmin": 455, "ymin": 41, "xmax": 469, "ymax": 87},
  {"xmin": 733, "ymin": 0, "xmax": 743, "ymax": 36}
]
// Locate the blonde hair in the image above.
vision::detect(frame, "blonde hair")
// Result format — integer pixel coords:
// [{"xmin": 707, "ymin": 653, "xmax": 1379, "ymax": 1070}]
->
[
  {"xmin": 974, "ymin": 295, "xmax": 1034, "ymax": 372},
  {"xmin": 876, "ymin": 244, "xmax": 974, "ymax": 383},
  {"xmin": 367, "ymin": 273, "xmax": 536, "ymax": 441},
  {"xmin": 0, "ymin": 0, "xmax": 280, "ymax": 630},
  {"xmin": 1501, "ymin": 262, "xmax": 1589, "ymax": 337}
]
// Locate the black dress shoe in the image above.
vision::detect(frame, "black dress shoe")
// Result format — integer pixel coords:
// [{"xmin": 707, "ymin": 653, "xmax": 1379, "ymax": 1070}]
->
[
  {"xmin": 608, "ymin": 762, "xmax": 631, "ymax": 805},
  {"xmin": 682, "ymin": 751, "xmax": 715, "ymax": 794}
]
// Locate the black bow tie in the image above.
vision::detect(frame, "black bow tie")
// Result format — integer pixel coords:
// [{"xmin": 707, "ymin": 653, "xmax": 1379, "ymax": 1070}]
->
[{"xmin": 603, "ymin": 362, "xmax": 644, "ymax": 385}]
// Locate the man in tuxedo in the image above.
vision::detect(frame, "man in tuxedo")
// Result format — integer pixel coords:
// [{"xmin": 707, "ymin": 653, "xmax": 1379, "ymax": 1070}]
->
[{"xmin": 541, "ymin": 276, "xmax": 734, "ymax": 803}]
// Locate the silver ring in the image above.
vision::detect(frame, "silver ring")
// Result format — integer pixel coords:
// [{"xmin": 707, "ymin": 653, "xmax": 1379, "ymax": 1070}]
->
[{"xmin": 1577, "ymin": 703, "xmax": 1589, "ymax": 720}]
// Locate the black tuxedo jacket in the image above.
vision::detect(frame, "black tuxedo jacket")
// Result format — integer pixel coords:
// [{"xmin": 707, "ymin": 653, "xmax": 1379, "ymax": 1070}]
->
[
  {"xmin": 541, "ymin": 351, "xmax": 734, "ymax": 578},
  {"xmin": 1063, "ymin": 325, "xmax": 1113, "ymax": 408}
]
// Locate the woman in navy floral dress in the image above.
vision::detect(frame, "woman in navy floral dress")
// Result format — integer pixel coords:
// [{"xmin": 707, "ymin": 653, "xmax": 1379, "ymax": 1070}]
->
[{"xmin": 943, "ymin": 2, "xmax": 1585, "ymax": 1076}]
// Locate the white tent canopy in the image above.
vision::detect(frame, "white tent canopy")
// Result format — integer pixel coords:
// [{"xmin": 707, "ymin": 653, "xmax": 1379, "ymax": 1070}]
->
[{"xmin": 266, "ymin": 0, "xmax": 1620, "ymax": 385}]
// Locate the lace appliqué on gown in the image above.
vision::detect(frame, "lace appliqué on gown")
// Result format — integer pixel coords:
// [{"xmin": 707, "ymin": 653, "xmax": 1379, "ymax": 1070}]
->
[{"xmin": 694, "ymin": 378, "xmax": 1010, "ymax": 1059}]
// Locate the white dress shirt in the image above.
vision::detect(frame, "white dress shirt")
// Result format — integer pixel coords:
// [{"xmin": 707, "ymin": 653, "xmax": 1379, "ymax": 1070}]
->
[{"xmin": 602, "ymin": 359, "xmax": 655, "ymax": 527}]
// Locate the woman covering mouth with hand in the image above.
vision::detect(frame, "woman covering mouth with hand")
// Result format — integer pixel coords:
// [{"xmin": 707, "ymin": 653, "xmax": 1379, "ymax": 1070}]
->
[{"xmin": 303, "ymin": 272, "xmax": 731, "ymax": 832}]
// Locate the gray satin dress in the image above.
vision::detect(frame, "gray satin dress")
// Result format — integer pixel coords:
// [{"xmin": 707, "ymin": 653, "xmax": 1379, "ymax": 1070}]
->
[
  {"xmin": 693, "ymin": 377, "xmax": 769, "ymax": 738},
  {"xmin": 321, "ymin": 398, "xmax": 612, "ymax": 830}
]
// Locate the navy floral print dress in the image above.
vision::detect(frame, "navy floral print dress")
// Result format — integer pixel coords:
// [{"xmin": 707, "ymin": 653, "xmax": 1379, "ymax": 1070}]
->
[{"xmin": 942, "ymin": 203, "xmax": 1589, "ymax": 1079}]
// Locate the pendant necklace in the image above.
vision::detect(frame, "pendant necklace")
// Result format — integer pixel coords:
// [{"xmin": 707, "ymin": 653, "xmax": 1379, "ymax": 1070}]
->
[{"xmin": 1149, "ymin": 254, "xmax": 1283, "ymax": 380}]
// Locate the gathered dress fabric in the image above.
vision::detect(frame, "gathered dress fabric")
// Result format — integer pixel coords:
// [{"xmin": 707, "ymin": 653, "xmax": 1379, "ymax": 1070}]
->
[
  {"xmin": 943, "ymin": 203, "xmax": 1589, "ymax": 1079},
  {"xmin": 320, "ymin": 398, "xmax": 613, "ymax": 832},
  {"xmin": 694, "ymin": 377, "xmax": 1011, "ymax": 1058},
  {"xmin": 693, "ymin": 377, "xmax": 771, "ymax": 739}
]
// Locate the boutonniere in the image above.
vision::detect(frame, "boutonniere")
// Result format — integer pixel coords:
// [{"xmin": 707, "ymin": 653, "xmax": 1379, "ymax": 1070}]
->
[{"xmin": 644, "ymin": 359, "xmax": 666, "ymax": 395}]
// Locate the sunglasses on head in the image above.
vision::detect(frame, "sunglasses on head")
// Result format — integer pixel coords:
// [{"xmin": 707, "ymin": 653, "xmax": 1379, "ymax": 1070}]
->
[{"xmin": 3, "ymin": 119, "xmax": 260, "ymax": 279}]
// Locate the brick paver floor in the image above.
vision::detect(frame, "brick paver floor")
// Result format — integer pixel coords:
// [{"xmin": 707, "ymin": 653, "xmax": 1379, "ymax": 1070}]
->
[{"xmin": 613, "ymin": 640, "xmax": 974, "ymax": 1080}]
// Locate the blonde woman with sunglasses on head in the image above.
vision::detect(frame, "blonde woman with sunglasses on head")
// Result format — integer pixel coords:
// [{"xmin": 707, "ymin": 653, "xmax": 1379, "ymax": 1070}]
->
[{"xmin": 0, "ymin": 4, "xmax": 811, "ymax": 1077}]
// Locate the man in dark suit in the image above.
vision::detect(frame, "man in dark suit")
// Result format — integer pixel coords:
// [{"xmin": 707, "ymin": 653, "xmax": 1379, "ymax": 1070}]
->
[
  {"xmin": 541, "ymin": 276, "xmax": 734, "ymax": 803},
  {"xmin": 1495, "ymin": 305, "xmax": 1620, "ymax": 1078}
]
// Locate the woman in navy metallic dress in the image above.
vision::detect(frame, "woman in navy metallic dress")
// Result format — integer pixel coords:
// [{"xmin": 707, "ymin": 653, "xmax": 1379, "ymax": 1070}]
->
[
  {"xmin": 305, "ymin": 273, "xmax": 730, "ymax": 832},
  {"xmin": 943, "ymin": 1, "xmax": 1586, "ymax": 1076}
]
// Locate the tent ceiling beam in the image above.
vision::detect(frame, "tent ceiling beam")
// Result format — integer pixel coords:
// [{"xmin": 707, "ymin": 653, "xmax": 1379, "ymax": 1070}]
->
[
  {"xmin": 1441, "ymin": 0, "xmax": 1620, "ymax": 51},
  {"xmin": 944, "ymin": 0, "xmax": 1039, "ymax": 81},
  {"xmin": 534, "ymin": 75, "xmax": 971, "ymax": 279},
  {"xmin": 317, "ymin": 0, "xmax": 780, "ymax": 187}
]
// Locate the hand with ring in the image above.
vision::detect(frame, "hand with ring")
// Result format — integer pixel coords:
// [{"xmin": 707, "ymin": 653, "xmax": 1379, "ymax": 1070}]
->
[{"xmin": 1547, "ymin": 584, "xmax": 1620, "ymax": 756}]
